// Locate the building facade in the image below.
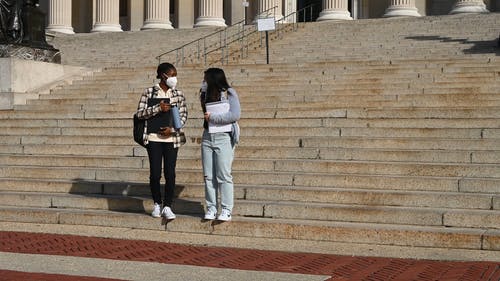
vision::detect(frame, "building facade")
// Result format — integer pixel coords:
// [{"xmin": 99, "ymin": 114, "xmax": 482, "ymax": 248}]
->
[{"xmin": 38, "ymin": 0, "xmax": 495, "ymax": 34}]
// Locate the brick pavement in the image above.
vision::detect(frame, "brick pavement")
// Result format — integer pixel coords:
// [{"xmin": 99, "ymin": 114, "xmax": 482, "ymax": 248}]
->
[
  {"xmin": 0, "ymin": 270, "xmax": 124, "ymax": 281},
  {"xmin": 0, "ymin": 231, "xmax": 499, "ymax": 281}
]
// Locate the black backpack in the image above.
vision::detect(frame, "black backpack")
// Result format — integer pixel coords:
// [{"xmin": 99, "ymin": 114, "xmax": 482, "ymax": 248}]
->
[
  {"xmin": 133, "ymin": 87, "xmax": 158, "ymax": 148},
  {"xmin": 133, "ymin": 113, "xmax": 146, "ymax": 147}
]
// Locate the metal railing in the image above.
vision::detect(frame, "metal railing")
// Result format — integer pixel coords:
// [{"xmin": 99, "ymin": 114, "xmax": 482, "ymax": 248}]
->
[{"xmin": 155, "ymin": 4, "xmax": 316, "ymax": 67}]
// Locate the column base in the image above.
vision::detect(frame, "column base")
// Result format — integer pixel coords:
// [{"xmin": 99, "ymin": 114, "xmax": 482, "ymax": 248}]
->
[
  {"xmin": 194, "ymin": 17, "xmax": 227, "ymax": 28},
  {"xmin": 450, "ymin": 3, "xmax": 489, "ymax": 14},
  {"xmin": 383, "ymin": 7, "xmax": 421, "ymax": 17},
  {"xmin": 91, "ymin": 24, "xmax": 123, "ymax": 32},
  {"xmin": 317, "ymin": 10, "xmax": 353, "ymax": 21},
  {"xmin": 46, "ymin": 25, "xmax": 75, "ymax": 34},
  {"xmin": 141, "ymin": 21, "xmax": 173, "ymax": 30},
  {"xmin": 1, "ymin": 57, "xmax": 86, "ymax": 109}
]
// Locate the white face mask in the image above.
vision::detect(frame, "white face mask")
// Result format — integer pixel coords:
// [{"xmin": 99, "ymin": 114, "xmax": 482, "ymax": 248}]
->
[
  {"xmin": 166, "ymin": 76, "xmax": 177, "ymax": 89},
  {"xmin": 200, "ymin": 81, "xmax": 207, "ymax": 92}
]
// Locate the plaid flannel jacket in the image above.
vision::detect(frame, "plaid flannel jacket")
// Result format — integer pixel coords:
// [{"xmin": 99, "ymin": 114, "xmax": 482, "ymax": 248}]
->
[{"xmin": 136, "ymin": 85, "xmax": 187, "ymax": 148}]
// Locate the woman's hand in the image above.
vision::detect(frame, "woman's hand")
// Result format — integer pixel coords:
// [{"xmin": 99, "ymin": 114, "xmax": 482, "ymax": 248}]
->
[
  {"xmin": 159, "ymin": 127, "xmax": 172, "ymax": 137},
  {"xmin": 160, "ymin": 100, "xmax": 171, "ymax": 112},
  {"xmin": 204, "ymin": 112, "xmax": 211, "ymax": 122}
]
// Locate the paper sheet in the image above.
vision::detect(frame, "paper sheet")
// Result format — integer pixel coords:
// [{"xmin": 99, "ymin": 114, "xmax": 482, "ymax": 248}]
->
[{"xmin": 206, "ymin": 101, "xmax": 232, "ymax": 133}]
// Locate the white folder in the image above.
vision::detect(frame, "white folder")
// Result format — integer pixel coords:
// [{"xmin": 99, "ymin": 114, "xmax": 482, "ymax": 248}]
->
[{"xmin": 205, "ymin": 101, "xmax": 232, "ymax": 133}]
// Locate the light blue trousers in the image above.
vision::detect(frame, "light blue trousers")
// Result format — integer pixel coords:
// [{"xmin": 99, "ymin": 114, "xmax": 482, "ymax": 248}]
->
[{"xmin": 201, "ymin": 130, "xmax": 234, "ymax": 213}]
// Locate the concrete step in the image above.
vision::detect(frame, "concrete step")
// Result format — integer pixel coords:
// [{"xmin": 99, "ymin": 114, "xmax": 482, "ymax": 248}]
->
[
  {"xmin": 2, "ymin": 114, "xmax": 499, "ymax": 130},
  {"xmin": 36, "ymin": 86, "xmax": 498, "ymax": 101},
  {"xmin": 346, "ymin": 107, "xmax": 500, "ymax": 119},
  {"xmin": 238, "ymin": 67, "xmax": 500, "ymax": 78},
  {"xmin": 0, "ymin": 164, "xmax": 498, "ymax": 194},
  {"xmin": 232, "ymin": 76, "xmax": 499, "ymax": 87},
  {"xmin": 1, "ymin": 151, "xmax": 499, "ymax": 177},
  {"xmin": 38, "ymin": 92, "xmax": 499, "ymax": 110},
  {"xmin": 301, "ymin": 137, "xmax": 500, "ymax": 151},
  {"xmin": 12, "ymin": 135, "xmax": 500, "ymax": 153},
  {"xmin": 0, "ymin": 206, "xmax": 496, "ymax": 252},
  {"xmin": 0, "ymin": 154, "xmax": 144, "ymax": 168},
  {"xmin": 1, "ymin": 177, "xmax": 498, "ymax": 205},
  {"xmin": 5, "ymin": 106, "xmax": 500, "ymax": 121},
  {"xmin": 2, "ymin": 145, "xmax": 498, "ymax": 167},
  {"xmin": 26, "ymin": 92, "xmax": 500, "ymax": 108},
  {"xmin": 0, "ymin": 191, "xmax": 498, "ymax": 228},
  {"xmin": 268, "ymin": 160, "xmax": 500, "ymax": 178},
  {"xmin": 44, "ymin": 79, "xmax": 500, "ymax": 94}
]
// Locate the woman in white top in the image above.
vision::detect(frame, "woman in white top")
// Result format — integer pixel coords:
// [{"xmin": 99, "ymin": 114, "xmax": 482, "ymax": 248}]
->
[{"xmin": 199, "ymin": 68, "xmax": 241, "ymax": 221}]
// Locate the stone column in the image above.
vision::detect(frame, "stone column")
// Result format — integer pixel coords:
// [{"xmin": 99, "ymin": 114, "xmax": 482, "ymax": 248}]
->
[
  {"xmin": 283, "ymin": 0, "xmax": 297, "ymax": 22},
  {"xmin": 383, "ymin": 0, "xmax": 421, "ymax": 17},
  {"xmin": 91, "ymin": 0, "xmax": 123, "ymax": 32},
  {"xmin": 129, "ymin": 0, "xmax": 145, "ymax": 31},
  {"xmin": 317, "ymin": 0, "xmax": 352, "ymax": 21},
  {"xmin": 256, "ymin": 0, "xmax": 283, "ymax": 20},
  {"xmin": 450, "ymin": 0, "xmax": 489, "ymax": 14},
  {"xmin": 177, "ymin": 0, "xmax": 196, "ymax": 29},
  {"xmin": 194, "ymin": 0, "xmax": 226, "ymax": 27},
  {"xmin": 141, "ymin": 0, "xmax": 173, "ymax": 29},
  {"xmin": 46, "ymin": 0, "xmax": 75, "ymax": 34}
]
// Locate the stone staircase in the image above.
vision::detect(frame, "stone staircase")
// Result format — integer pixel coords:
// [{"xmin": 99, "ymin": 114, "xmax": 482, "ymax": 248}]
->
[
  {"xmin": 49, "ymin": 27, "xmax": 222, "ymax": 68},
  {"xmin": 1, "ymin": 13, "xmax": 500, "ymax": 261},
  {"xmin": 240, "ymin": 13, "xmax": 500, "ymax": 64}
]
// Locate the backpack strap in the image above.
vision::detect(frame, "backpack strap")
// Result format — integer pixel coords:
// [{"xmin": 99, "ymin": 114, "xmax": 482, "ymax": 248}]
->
[{"xmin": 149, "ymin": 86, "xmax": 159, "ymax": 98}]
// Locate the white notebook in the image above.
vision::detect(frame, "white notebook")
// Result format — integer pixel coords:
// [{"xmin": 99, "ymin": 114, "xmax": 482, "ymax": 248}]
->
[{"xmin": 205, "ymin": 101, "xmax": 232, "ymax": 133}]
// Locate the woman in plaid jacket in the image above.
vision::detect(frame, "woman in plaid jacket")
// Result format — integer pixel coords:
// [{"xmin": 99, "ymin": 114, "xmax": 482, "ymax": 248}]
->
[{"xmin": 136, "ymin": 62, "xmax": 187, "ymax": 219}]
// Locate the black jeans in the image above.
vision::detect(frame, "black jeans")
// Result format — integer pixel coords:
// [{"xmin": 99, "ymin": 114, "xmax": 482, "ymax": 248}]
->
[{"xmin": 147, "ymin": 141, "xmax": 178, "ymax": 207}]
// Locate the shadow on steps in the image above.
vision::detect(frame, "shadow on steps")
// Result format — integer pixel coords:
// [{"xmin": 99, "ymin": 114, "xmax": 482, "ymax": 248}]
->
[{"xmin": 69, "ymin": 180, "xmax": 204, "ymax": 218}]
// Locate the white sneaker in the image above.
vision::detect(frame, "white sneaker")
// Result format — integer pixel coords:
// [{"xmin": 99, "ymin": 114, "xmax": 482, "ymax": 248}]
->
[
  {"xmin": 217, "ymin": 209, "xmax": 231, "ymax": 221},
  {"xmin": 161, "ymin": 206, "xmax": 176, "ymax": 220},
  {"xmin": 204, "ymin": 209, "xmax": 216, "ymax": 220},
  {"xmin": 151, "ymin": 203, "xmax": 161, "ymax": 218}
]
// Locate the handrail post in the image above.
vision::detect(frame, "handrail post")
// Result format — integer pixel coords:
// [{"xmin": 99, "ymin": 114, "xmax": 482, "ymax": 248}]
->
[
  {"xmin": 241, "ymin": 25, "xmax": 244, "ymax": 60},
  {"xmin": 219, "ymin": 31, "xmax": 223, "ymax": 65},
  {"xmin": 245, "ymin": 24, "xmax": 248, "ymax": 58},
  {"xmin": 222, "ymin": 28, "xmax": 226, "ymax": 65},
  {"xmin": 197, "ymin": 39, "xmax": 200, "ymax": 63},
  {"xmin": 181, "ymin": 47, "xmax": 184, "ymax": 65},
  {"xmin": 225, "ymin": 27, "xmax": 228, "ymax": 65},
  {"xmin": 294, "ymin": 12, "xmax": 297, "ymax": 31},
  {"xmin": 203, "ymin": 37, "xmax": 207, "ymax": 66},
  {"xmin": 155, "ymin": 4, "xmax": 316, "ymax": 67}
]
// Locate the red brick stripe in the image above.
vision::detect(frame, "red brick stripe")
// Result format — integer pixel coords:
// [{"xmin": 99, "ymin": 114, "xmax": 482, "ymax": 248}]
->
[
  {"xmin": 0, "ymin": 269, "xmax": 124, "ymax": 281},
  {"xmin": 0, "ymin": 231, "xmax": 498, "ymax": 280}
]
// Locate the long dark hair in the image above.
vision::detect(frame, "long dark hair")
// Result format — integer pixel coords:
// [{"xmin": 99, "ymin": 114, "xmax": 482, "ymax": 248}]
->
[{"xmin": 204, "ymin": 68, "xmax": 230, "ymax": 103}]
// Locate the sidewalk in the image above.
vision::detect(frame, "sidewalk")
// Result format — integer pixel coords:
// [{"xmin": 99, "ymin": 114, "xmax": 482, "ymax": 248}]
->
[{"xmin": 1, "ymin": 230, "xmax": 499, "ymax": 281}]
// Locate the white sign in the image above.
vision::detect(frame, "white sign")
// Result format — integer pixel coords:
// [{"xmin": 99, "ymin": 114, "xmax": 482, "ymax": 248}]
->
[
  {"xmin": 257, "ymin": 18, "xmax": 275, "ymax": 31},
  {"xmin": 242, "ymin": 1, "xmax": 249, "ymax": 7}
]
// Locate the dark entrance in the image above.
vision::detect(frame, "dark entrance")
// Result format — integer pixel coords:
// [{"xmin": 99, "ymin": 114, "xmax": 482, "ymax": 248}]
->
[
  {"xmin": 297, "ymin": 0, "xmax": 354, "ymax": 21},
  {"xmin": 297, "ymin": 0, "xmax": 321, "ymax": 21}
]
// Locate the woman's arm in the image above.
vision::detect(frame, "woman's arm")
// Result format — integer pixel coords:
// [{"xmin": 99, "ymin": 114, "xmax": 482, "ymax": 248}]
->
[
  {"xmin": 136, "ymin": 87, "xmax": 161, "ymax": 120},
  {"xmin": 176, "ymin": 90, "xmax": 188, "ymax": 127},
  {"xmin": 209, "ymin": 88, "xmax": 240, "ymax": 124}
]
